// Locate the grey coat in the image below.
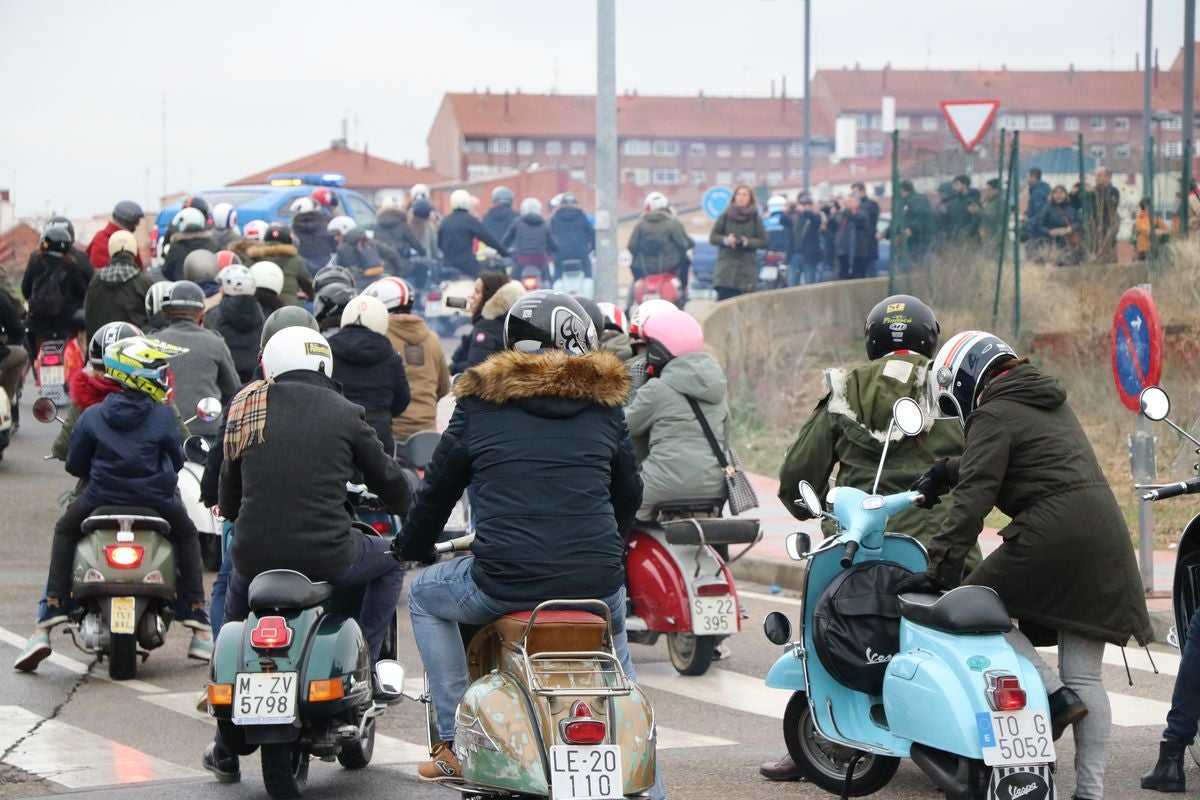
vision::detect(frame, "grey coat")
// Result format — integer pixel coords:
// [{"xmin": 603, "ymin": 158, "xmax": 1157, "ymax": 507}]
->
[{"xmin": 154, "ymin": 318, "xmax": 241, "ymax": 437}]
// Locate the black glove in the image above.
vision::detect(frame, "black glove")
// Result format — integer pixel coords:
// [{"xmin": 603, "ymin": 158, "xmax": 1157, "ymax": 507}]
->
[
  {"xmin": 911, "ymin": 458, "xmax": 952, "ymax": 508},
  {"xmin": 388, "ymin": 535, "xmax": 408, "ymax": 563},
  {"xmin": 895, "ymin": 572, "xmax": 945, "ymax": 595}
]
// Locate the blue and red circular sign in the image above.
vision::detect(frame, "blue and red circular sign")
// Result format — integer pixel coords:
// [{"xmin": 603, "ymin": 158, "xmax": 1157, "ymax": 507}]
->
[{"xmin": 1111, "ymin": 287, "xmax": 1163, "ymax": 411}]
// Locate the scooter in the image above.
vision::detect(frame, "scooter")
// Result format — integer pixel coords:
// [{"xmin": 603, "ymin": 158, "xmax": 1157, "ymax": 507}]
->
[
  {"xmin": 0, "ymin": 384, "xmax": 14, "ymax": 462},
  {"xmin": 758, "ymin": 251, "xmax": 788, "ymax": 291},
  {"xmin": 552, "ymin": 259, "xmax": 595, "ymax": 299},
  {"xmin": 179, "ymin": 397, "xmax": 224, "ymax": 571},
  {"xmin": 626, "ymin": 499, "xmax": 760, "ymax": 675},
  {"xmin": 34, "ymin": 333, "xmax": 84, "ymax": 409},
  {"xmin": 206, "ymin": 540, "xmax": 408, "ymax": 799},
  {"xmin": 425, "ymin": 534, "xmax": 657, "ymax": 799},
  {"xmin": 424, "ymin": 268, "xmax": 475, "ymax": 340},
  {"xmin": 762, "ymin": 397, "xmax": 1056, "ymax": 800}
]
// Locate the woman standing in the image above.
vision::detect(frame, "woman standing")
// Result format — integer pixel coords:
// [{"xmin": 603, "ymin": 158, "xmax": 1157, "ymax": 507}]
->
[
  {"xmin": 1034, "ymin": 185, "xmax": 1083, "ymax": 266},
  {"xmin": 709, "ymin": 185, "xmax": 766, "ymax": 301},
  {"xmin": 448, "ymin": 273, "xmax": 525, "ymax": 374}
]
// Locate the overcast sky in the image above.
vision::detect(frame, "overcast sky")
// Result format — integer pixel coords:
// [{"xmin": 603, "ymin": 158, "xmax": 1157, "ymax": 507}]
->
[{"xmin": 0, "ymin": 0, "xmax": 1190, "ymax": 217}]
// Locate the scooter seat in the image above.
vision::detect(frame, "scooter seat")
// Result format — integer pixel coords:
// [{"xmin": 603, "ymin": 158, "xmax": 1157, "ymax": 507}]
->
[
  {"xmin": 248, "ymin": 569, "xmax": 335, "ymax": 611},
  {"xmin": 495, "ymin": 610, "xmax": 607, "ymax": 655},
  {"xmin": 662, "ymin": 517, "xmax": 762, "ymax": 547},
  {"xmin": 898, "ymin": 586, "xmax": 1012, "ymax": 635},
  {"xmin": 81, "ymin": 507, "xmax": 170, "ymax": 535}
]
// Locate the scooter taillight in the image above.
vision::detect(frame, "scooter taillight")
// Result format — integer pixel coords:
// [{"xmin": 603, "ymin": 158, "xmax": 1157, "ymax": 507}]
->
[
  {"xmin": 104, "ymin": 544, "xmax": 144, "ymax": 568},
  {"xmin": 370, "ymin": 521, "xmax": 391, "ymax": 535},
  {"xmin": 41, "ymin": 353, "xmax": 62, "ymax": 366},
  {"xmin": 522, "ymin": 276, "xmax": 540, "ymax": 290},
  {"xmin": 695, "ymin": 582, "xmax": 730, "ymax": 596},
  {"xmin": 560, "ymin": 701, "xmax": 606, "ymax": 745},
  {"xmin": 986, "ymin": 674, "xmax": 1027, "ymax": 711},
  {"xmin": 251, "ymin": 616, "xmax": 293, "ymax": 650}
]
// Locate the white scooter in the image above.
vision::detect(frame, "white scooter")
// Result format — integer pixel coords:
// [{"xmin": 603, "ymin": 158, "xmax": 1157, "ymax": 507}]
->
[
  {"xmin": 178, "ymin": 397, "xmax": 223, "ymax": 570},
  {"xmin": 552, "ymin": 258, "xmax": 595, "ymax": 299}
]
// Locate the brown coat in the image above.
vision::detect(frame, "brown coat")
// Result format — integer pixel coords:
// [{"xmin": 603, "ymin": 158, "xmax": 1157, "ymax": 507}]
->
[{"xmin": 387, "ymin": 315, "xmax": 451, "ymax": 440}]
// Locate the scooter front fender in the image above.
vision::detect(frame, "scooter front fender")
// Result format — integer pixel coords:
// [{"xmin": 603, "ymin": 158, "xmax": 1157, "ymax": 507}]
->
[
  {"xmin": 455, "ymin": 672, "xmax": 548, "ymax": 796},
  {"xmin": 765, "ymin": 645, "xmax": 807, "ymax": 691}
]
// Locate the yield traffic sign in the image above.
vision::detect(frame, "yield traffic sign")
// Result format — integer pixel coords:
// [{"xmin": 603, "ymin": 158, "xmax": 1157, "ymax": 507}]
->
[{"xmin": 940, "ymin": 100, "xmax": 1000, "ymax": 154}]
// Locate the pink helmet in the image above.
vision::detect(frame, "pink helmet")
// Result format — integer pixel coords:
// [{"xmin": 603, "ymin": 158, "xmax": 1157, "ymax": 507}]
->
[{"xmin": 641, "ymin": 309, "xmax": 704, "ymax": 377}]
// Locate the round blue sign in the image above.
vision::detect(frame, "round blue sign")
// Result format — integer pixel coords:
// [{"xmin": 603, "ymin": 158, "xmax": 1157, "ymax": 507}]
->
[
  {"xmin": 1111, "ymin": 288, "xmax": 1163, "ymax": 412},
  {"xmin": 702, "ymin": 186, "xmax": 733, "ymax": 220}
]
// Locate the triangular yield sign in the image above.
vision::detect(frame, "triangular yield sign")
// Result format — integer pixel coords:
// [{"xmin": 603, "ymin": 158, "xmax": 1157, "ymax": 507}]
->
[{"xmin": 939, "ymin": 100, "xmax": 1000, "ymax": 154}]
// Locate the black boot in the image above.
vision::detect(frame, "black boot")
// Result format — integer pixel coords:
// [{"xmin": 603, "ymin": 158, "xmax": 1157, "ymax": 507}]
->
[
  {"xmin": 1141, "ymin": 739, "xmax": 1186, "ymax": 792},
  {"xmin": 1048, "ymin": 686, "xmax": 1088, "ymax": 741}
]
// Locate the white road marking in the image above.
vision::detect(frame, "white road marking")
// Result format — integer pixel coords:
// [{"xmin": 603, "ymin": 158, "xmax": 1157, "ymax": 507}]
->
[
  {"xmin": 373, "ymin": 734, "xmax": 430, "ymax": 764},
  {"xmin": 0, "ymin": 705, "xmax": 202, "ymax": 788},
  {"xmin": 0, "ymin": 625, "xmax": 169, "ymax": 694},
  {"xmin": 738, "ymin": 590, "xmax": 805, "ymax": 608},
  {"xmin": 139, "ymin": 692, "xmax": 212, "ymax": 724},
  {"xmin": 656, "ymin": 726, "xmax": 735, "ymax": 749}
]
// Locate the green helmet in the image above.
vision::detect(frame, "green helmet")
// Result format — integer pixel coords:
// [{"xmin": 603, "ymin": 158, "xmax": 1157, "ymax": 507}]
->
[{"xmin": 260, "ymin": 306, "xmax": 319, "ymax": 352}]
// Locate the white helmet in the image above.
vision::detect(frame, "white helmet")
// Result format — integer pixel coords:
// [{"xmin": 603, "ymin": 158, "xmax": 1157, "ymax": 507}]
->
[
  {"xmin": 212, "ymin": 202, "xmax": 237, "ymax": 230},
  {"xmin": 450, "ymin": 189, "xmax": 473, "ymax": 211},
  {"xmin": 548, "ymin": 193, "xmax": 564, "ymax": 210},
  {"xmin": 242, "ymin": 219, "xmax": 270, "ymax": 240},
  {"xmin": 262, "ymin": 326, "xmax": 333, "ymax": 380},
  {"xmin": 107, "ymin": 230, "xmax": 139, "ymax": 258},
  {"xmin": 629, "ymin": 298, "xmax": 677, "ymax": 338},
  {"xmin": 644, "ymin": 192, "xmax": 669, "ymax": 212},
  {"xmin": 767, "ymin": 194, "xmax": 788, "ymax": 214},
  {"xmin": 327, "ymin": 215, "xmax": 357, "ymax": 236},
  {"xmin": 520, "ymin": 197, "xmax": 543, "ymax": 216},
  {"xmin": 249, "ymin": 261, "xmax": 284, "ymax": 295},
  {"xmin": 410, "ymin": 183, "xmax": 430, "ymax": 201},
  {"xmin": 379, "ymin": 193, "xmax": 407, "ymax": 211},
  {"xmin": 172, "ymin": 206, "xmax": 207, "ymax": 233},
  {"xmin": 340, "ymin": 294, "xmax": 389, "ymax": 336},
  {"xmin": 363, "ymin": 276, "xmax": 414, "ymax": 314},
  {"xmin": 218, "ymin": 264, "xmax": 255, "ymax": 296},
  {"xmin": 289, "ymin": 196, "xmax": 319, "ymax": 215}
]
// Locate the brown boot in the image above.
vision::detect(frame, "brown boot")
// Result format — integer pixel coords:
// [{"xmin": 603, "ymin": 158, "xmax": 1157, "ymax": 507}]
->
[
  {"xmin": 418, "ymin": 741, "xmax": 462, "ymax": 782},
  {"xmin": 759, "ymin": 754, "xmax": 804, "ymax": 781}
]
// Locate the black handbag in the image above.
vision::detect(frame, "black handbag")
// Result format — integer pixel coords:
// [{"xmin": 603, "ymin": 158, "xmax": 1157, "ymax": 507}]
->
[{"xmin": 684, "ymin": 396, "xmax": 759, "ymax": 516}]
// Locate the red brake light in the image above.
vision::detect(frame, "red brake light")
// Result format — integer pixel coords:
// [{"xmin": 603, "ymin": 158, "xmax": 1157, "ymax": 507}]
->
[
  {"xmin": 522, "ymin": 277, "xmax": 539, "ymax": 290},
  {"xmin": 988, "ymin": 674, "xmax": 1027, "ymax": 711},
  {"xmin": 695, "ymin": 582, "xmax": 730, "ymax": 596},
  {"xmin": 42, "ymin": 354, "xmax": 62, "ymax": 366},
  {"xmin": 561, "ymin": 701, "xmax": 606, "ymax": 745},
  {"xmin": 370, "ymin": 521, "xmax": 390, "ymax": 534},
  {"xmin": 251, "ymin": 615, "xmax": 293, "ymax": 650},
  {"xmin": 104, "ymin": 544, "xmax": 145, "ymax": 568},
  {"xmin": 426, "ymin": 291, "xmax": 442, "ymax": 301}
]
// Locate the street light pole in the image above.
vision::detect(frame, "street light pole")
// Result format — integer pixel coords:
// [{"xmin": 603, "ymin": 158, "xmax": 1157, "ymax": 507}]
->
[
  {"xmin": 1143, "ymin": 0, "xmax": 1153, "ymax": 205},
  {"xmin": 1183, "ymin": 0, "xmax": 1195, "ymax": 235},
  {"xmin": 594, "ymin": 0, "xmax": 619, "ymax": 304},
  {"xmin": 803, "ymin": 0, "xmax": 811, "ymax": 196}
]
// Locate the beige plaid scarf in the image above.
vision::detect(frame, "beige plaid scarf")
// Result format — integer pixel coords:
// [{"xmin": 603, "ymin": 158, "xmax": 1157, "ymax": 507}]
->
[{"xmin": 224, "ymin": 379, "xmax": 271, "ymax": 460}]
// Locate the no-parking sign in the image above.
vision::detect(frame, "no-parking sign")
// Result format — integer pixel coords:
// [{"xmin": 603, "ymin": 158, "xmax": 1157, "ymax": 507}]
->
[
  {"xmin": 702, "ymin": 186, "xmax": 733, "ymax": 220},
  {"xmin": 1111, "ymin": 287, "xmax": 1163, "ymax": 411}
]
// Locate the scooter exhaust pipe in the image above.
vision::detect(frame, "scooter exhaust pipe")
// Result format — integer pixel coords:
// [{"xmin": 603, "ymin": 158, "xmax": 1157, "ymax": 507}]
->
[{"xmin": 908, "ymin": 743, "xmax": 973, "ymax": 800}]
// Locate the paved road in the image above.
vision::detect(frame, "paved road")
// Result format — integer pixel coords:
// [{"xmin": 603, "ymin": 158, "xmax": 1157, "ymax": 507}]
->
[{"xmin": 0, "ymin": 381, "xmax": 1185, "ymax": 799}]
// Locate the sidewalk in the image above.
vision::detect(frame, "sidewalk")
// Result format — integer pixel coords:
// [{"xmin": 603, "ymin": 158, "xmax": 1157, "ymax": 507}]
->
[{"xmin": 730, "ymin": 471, "xmax": 1178, "ymax": 642}]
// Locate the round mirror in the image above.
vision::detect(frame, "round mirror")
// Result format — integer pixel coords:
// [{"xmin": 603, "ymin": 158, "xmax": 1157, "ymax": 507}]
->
[
  {"xmin": 32, "ymin": 397, "xmax": 58, "ymax": 424},
  {"xmin": 893, "ymin": 397, "xmax": 925, "ymax": 436},
  {"xmin": 762, "ymin": 611, "xmax": 792, "ymax": 646},
  {"xmin": 798, "ymin": 480, "xmax": 822, "ymax": 515},
  {"xmin": 183, "ymin": 435, "xmax": 211, "ymax": 463},
  {"xmin": 1140, "ymin": 386, "xmax": 1170, "ymax": 422},
  {"xmin": 195, "ymin": 397, "xmax": 222, "ymax": 423},
  {"xmin": 785, "ymin": 532, "xmax": 811, "ymax": 561}
]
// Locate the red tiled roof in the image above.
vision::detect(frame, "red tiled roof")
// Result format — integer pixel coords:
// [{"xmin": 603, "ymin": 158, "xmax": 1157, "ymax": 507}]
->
[
  {"xmin": 229, "ymin": 145, "xmax": 448, "ymax": 189},
  {"xmin": 442, "ymin": 92, "xmax": 831, "ymax": 140},
  {"xmin": 1170, "ymin": 43, "xmax": 1200, "ymax": 72}
]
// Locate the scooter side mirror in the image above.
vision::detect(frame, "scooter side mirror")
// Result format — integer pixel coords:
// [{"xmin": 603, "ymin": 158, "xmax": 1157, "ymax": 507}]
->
[
  {"xmin": 796, "ymin": 480, "xmax": 822, "ymax": 515},
  {"xmin": 183, "ymin": 435, "xmax": 211, "ymax": 463},
  {"xmin": 893, "ymin": 397, "xmax": 925, "ymax": 436},
  {"xmin": 785, "ymin": 532, "xmax": 811, "ymax": 561},
  {"xmin": 195, "ymin": 397, "xmax": 222, "ymax": 423},
  {"xmin": 32, "ymin": 397, "xmax": 60, "ymax": 424},
  {"xmin": 763, "ymin": 611, "xmax": 792, "ymax": 646},
  {"xmin": 1140, "ymin": 386, "xmax": 1170, "ymax": 422},
  {"xmin": 374, "ymin": 659, "xmax": 406, "ymax": 705}
]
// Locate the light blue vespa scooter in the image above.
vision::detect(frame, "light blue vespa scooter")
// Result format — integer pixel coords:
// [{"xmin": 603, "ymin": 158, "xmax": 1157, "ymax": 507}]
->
[{"xmin": 762, "ymin": 397, "xmax": 1056, "ymax": 800}]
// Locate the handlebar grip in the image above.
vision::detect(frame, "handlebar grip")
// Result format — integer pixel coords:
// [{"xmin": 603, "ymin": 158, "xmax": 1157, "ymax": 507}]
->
[
  {"xmin": 434, "ymin": 533, "xmax": 476, "ymax": 555},
  {"xmin": 841, "ymin": 541, "xmax": 859, "ymax": 568},
  {"xmin": 1144, "ymin": 478, "xmax": 1200, "ymax": 502}
]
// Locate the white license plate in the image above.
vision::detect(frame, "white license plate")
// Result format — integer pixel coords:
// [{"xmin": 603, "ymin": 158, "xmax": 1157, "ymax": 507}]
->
[
  {"xmin": 979, "ymin": 709, "xmax": 1055, "ymax": 766},
  {"xmin": 759, "ymin": 266, "xmax": 779, "ymax": 282},
  {"xmin": 691, "ymin": 596, "xmax": 737, "ymax": 635},
  {"xmin": 549, "ymin": 745, "xmax": 622, "ymax": 800},
  {"xmin": 233, "ymin": 672, "xmax": 298, "ymax": 725},
  {"xmin": 41, "ymin": 366, "xmax": 64, "ymax": 387},
  {"xmin": 110, "ymin": 596, "xmax": 136, "ymax": 634}
]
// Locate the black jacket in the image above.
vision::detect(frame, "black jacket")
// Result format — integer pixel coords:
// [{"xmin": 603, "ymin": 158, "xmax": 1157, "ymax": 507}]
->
[
  {"xmin": 791, "ymin": 210, "xmax": 824, "ymax": 261},
  {"xmin": 22, "ymin": 253, "xmax": 90, "ymax": 333},
  {"xmin": 438, "ymin": 209, "xmax": 509, "ymax": 276},
  {"xmin": 373, "ymin": 208, "xmax": 426, "ymax": 260},
  {"xmin": 221, "ymin": 370, "xmax": 412, "ymax": 580},
  {"xmin": 292, "ymin": 210, "xmax": 336, "ymax": 274},
  {"xmin": 328, "ymin": 324, "xmax": 411, "ymax": 453},
  {"xmin": 205, "ymin": 295, "xmax": 264, "ymax": 382},
  {"xmin": 482, "ymin": 204, "xmax": 519, "ymax": 243},
  {"xmin": 397, "ymin": 350, "xmax": 642, "ymax": 602},
  {"xmin": 162, "ymin": 231, "xmax": 218, "ymax": 282},
  {"xmin": 550, "ymin": 207, "xmax": 595, "ymax": 263},
  {"xmin": 0, "ymin": 292, "xmax": 24, "ymax": 358}
]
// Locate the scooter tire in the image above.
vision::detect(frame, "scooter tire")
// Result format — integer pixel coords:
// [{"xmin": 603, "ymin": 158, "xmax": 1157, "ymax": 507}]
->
[
  {"xmin": 782, "ymin": 691, "xmax": 898, "ymax": 797},
  {"xmin": 666, "ymin": 633, "xmax": 717, "ymax": 676},
  {"xmin": 107, "ymin": 633, "xmax": 138, "ymax": 681},
  {"xmin": 200, "ymin": 534, "xmax": 223, "ymax": 572},
  {"xmin": 261, "ymin": 742, "xmax": 308, "ymax": 799},
  {"xmin": 338, "ymin": 717, "xmax": 375, "ymax": 770}
]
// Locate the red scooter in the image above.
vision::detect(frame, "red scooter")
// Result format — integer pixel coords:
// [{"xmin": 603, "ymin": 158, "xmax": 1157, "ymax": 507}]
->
[
  {"xmin": 34, "ymin": 333, "xmax": 85, "ymax": 408},
  {"xmin": 624, "ymin": 499, "xmax": 760, "ymax": 675}
]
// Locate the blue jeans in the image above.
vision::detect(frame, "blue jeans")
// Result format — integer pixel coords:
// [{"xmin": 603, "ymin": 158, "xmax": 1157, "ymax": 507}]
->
[
  {"xmin": 408, "ymin": 555, "xmax": 665, "ymax": 799},
  {"xmin": 786, "ymin": 254, "xmax": 820, "ymax": 287},
  {"xmin": 210, "ymin": 550, "xmax": 233, "ymax": 638},
  {"xmin": 1166, "ymin": 609, "xmax": 1200, "ymax": 743}
]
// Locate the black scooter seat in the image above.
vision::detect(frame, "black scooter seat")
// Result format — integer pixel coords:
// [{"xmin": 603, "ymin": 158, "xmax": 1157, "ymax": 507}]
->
[
  {"xmin": 81, "ymin": 507, "xmax": 170, "ymax": 535},
  {"xmin": 248, "ymin": 570, "xmax": 335, "ymax": 611},
  {"xmin": 898, "ymin": 586, "xmax": 1012, "ymax": 635}
]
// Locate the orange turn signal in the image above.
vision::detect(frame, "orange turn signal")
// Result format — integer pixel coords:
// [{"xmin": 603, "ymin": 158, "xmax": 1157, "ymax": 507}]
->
[
  {"xmin": 308, "ymin": 678, "xmax": 345, "ymax": 703},
  {"xmin": 207, "ymin": 683, "xmax": 233, "ymax": 706}
]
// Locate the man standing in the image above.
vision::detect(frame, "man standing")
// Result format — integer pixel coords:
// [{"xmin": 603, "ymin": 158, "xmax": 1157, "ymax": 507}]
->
[
  {"xmin": 1087, "ymin": 167, "xmax": 1122, "ymax": 263},
  {"xmin": 1026, "ymin": 168, "xmax": 1051, "ymax": 221},
  {"xmin": 892, "ymin": 180, "xmax": 934, "ymax": 266},
  {"xmin": 851, "ymin": 182, "xmax": 880, "ymax": 273},
  {"xmin": 943, "ymin": 175, "xmax": 980, "ymax": 245},
  {"xmin": 787, "ymin": 195, "xmax": 824, "ymax": 286}
]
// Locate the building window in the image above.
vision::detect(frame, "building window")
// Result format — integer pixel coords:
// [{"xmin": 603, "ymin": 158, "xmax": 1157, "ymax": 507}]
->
[
  {"xmin": 999, "ymin": 114, "xmax": 1026, "ymax": 131},
  {"xmin": 716, "ymin": 144, "xmax": 732, "ymax": 158},
  {"xmin": 569, "ymin": 141, "xmax": 588, "ymax": 156},
  {"xmin": 689, "ymin": 142, "xmax": 707, "ymax": 157},
  {"xmin": 788, "ymin": 141, "xmax": 805, "ymax": 156},
  {"xmin": 621, "ymin": 139, "xmax": 651, "ymax": 156},
  {"xmin": 767, "ymin": 170, "xmax": 784, "ymax": 185},
  {"xmin": 921, "ymin": 116, "xmax": 939, "ymax": 131},
  {"xmin": 691, "ymin": 169, "xmax": 706, "ymax": 184},
  {"xmin": 1114, "ymin": 117, "xmax": 1130, "ymax": 131},
  {"xmin": 488, "ymin": 138, "xmax": 512, "ymax": 154},
  {"xmin": 1028, "ymin": 115, "xmax": 1053, "ymax": 131},
  {"xmin": 1090, "ymin": 117, "xmax": 1106, "ymax": 131},
  {"xmin": 868, "ymin": 114, "xmax": 883, "ymax": 130},
  {"xmin": 767, "ymin": 143, "xmax": 784, "ymax": 158},
  {"xmin": 652, "ymin": 168, "xmax": 680, "ymax": 184},
  {"xmin": 1089, "ymin": 144, "xmax": 1106, "ymax": 159},
  {"xmin": 545, "ymin": 140, "xmax": 563, "ymax": 155},
  {"xmin": 570, "ymin": 168, "xmax": 587, "ymax": 181},
  {"xmin": 715, "ymin": 170, "xmax": 733, "ymax": 185},
  {"xmin": 1114, "ymin": 143, "xmax": 1131, "ymax": 158},
  {"xmin": 1163, "ymin": 141, "xmax": 1183, "ymax": 157},
  {"xmin": 1063, "ymin": 117, "xmax": 1079, "ymax": 132},
  {"xmin": 895, "ymin": 116, "xmax": 911, "ymax": 131},
  {"xmin": 464, "ymin": 139, "xmax": 486, "ymax": 154},
  {"xmin": 516, "ymin": 139, "xmax": 534, "ymax": 156},
  {"xmin": 788, "ymin": 168, "xmax": 805, "ymax": 178},
  {"xmin": 652, "ymin": 140, "xmax": 679, "ymax": 156},
  {"xmin": 740, "ymin": 143, "xmax": 756, "ymax": 158},
  {"xmin": 855, "ymin": 141, "xmax": 885, "ymax": 157},
  {"xmin": 1163, "ymin": 116, "xmax": 1183, "ymax": 131},
  {"xmin": 633, "ymin": 168, "xmax": 650, "ymax": 186},
  {"xmin": 467, "ymin": 165, "xmax": 499, "ymax": 179},
  {"xmin": 850, "ymin": 114, "xmax": 869, "ymax": 130},
  {"xmin": 738, "ymin": 170, "xmax": 757, "ymax": 184}
]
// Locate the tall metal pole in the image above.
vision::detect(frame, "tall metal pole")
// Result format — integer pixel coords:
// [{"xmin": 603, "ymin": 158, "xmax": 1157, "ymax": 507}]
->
[
  {"xmin": 594, "ymin": 0, "xmax": 619, "ymax": 304},
  {"xmin": 161, "ymin": 94, "xmax": 167, "ymax": 200},
  {"xmin": 1143, "ymin": 0, "xmax": 1153, "ymax": 207},
  {"xmin": 802, "ymin": 0, "xmax": 811, "ymax": 196},
  {"xmin": 1183, "ymin": 0, "xmax": 1195, "ymax": 235},
  {"xmin": 1011, "ymin": 131, "xmax": 1021, "ymax": 335}
]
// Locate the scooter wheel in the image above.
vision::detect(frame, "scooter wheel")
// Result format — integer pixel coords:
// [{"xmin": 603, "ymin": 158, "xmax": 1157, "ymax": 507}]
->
[
  {"xmin": 338, "ymin": 717, "xmax": 375, "ymax": 770},
  {"xmin": 108, "ymin": 633, "xmax": 138, "ymax": 681},
  {"xmin": 782, "ymin": 691, "xmax": 898, "ymax": 796},
  {"xmin": 666, "ymin": 633, "xmax": 716, "ymax": 676},
  {"xmin": 261, "ymin": 742, "xmax": 308, "ymax": 799}
]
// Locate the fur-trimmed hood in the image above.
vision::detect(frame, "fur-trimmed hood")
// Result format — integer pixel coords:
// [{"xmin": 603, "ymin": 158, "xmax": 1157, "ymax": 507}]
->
[
  {"xmin": 455, "ymin": 349, "xmax": 629, "ymax": 410},
  {"xmin": 246, "ymin": 242, "xmax": 299, "ymax": 260},
  {"xmin": 480, "ymin": 280, "xmax": 526, "ymax": 321}
]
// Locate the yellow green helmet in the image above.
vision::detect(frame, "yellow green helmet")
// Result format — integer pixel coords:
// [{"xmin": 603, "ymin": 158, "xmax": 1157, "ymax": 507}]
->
[{"xmin": 103, "ymin": 336, "xmax": 189, "ymax": 403}]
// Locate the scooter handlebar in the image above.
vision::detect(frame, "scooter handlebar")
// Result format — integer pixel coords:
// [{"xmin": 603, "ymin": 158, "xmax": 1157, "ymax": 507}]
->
[
  {"xmin": 434, "ymin": 533, "xmax": 476, "ymax": 554},
  {"xmin": 1143, "ymin": 478, "xmax": 1200, "ymax": 502},
  {"xmin": 840, "ymin": 540, "xmax": 859, "ymax": 568}
]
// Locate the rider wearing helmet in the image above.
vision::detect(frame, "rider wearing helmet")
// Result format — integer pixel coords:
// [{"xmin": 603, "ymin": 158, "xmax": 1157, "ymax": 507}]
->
[
  {"xmin": 163, "ymin": 207, "xmax": 218, "ymax": 282},
  {"xmin": 594, "ymin": 301, "xmax": 633, "ymax": 359},
  {"xmin": 328, "ymin": 294, "xmax": 410, "ymax": 455},
  {"xmin": 184, "ymin": 250, "xmax": 222, "ymax": 310},
  {"xmin": 624, "ymin": 298, "xmax": 677, "ymax": 393},
  {"xmin": 310, "ymin": 186, "xmax": 339, "ymax": 213},
  {"xmin": 209, "ymin": 203, "xmax": 240, "ymax": 250},
  {"xmin": 628, "ymin": 192, "xmax": 692, "ymax": 293},
  {"xmin": 501, "ymin": 197, "xmax": 558, "ymax": 280},
  {"xmin": 83, "ymin": 231, "xmax": 156, "ymax": 340},
  {"xmin": 143, "ymin": 281, "xmax": 174, "ymax": 333},
  {"xmin": 87, "ymin": 200, "xmax": 144, "ymax": 269},
  {"xmin": 249, "ymin": 261, "xmax": 285, "ymax": 314},
  {"xmin": 0, "ymin": 275, "xmax": 27, "ymax": 421},
  {"xmin": 437, "ymin": 189, "xmax": 508, "ymax": 278},
  {"xmin": 203, "ymin": 325, "xmax": 412, "ymax": 782},
  {"xmin": 481, "ymin": 185, "xmax": 518, "ymax": 243},
  {"xmin": 408, "ymin": 197, "xmax": 441, "ymax": 265},
  {"xmin": 23, "ymin": 227, "xmax": 91, "ymax": 350},
  {"xmin": 313, "ymin": 280, "xmax": 356, "ymax": 333},
  {"xmin": 205, "ymin": 265, "xmax": 263, "ymax": 383},
  {"xmin": 337, "ymin": 228, "xmax": 403, "ymax": 291},
  {"xmin": 14, "ymin": 335, "xmax": 211, "ymax": 672},
  {"xmin": 237, "ymin": 223, "xmax": 313, "ymax": 307},
  {"xmin": 290, "ymin": 197, "xmax": 338, "ymax": 273},
  {"xmin": 899, "ymin": 331, "xmax": 1152, "ymax": 800},
  {"xmin": 393, "ymin": 290, "xmax": 650, "ymax": 788},
  {"xmin": 41, "ymin": 216, "xmax": 96, "ymax": 280},
  {"xmin": 373, "ymin": 197, "xmax": 426, "ymax": 279},
  {"xmin": 447, "ymin": 274, "xmax": 525, "ymax": 374},
  {"xmin": 549, "ymin": 192, "xmax": 595, "ymax": 277},
  {"xmin": 151, "ymin": 281, "xmax": 239, "ymax": 438}
]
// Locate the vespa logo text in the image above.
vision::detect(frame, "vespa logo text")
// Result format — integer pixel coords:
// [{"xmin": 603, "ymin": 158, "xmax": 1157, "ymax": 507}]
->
[
  {"xmin": 1009, "ymin": 784, "xmax": 1040, "ymax": 800},
  {"xmin": 865, "ymin": 647, "xmax": 893, "ymax": 664}
]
